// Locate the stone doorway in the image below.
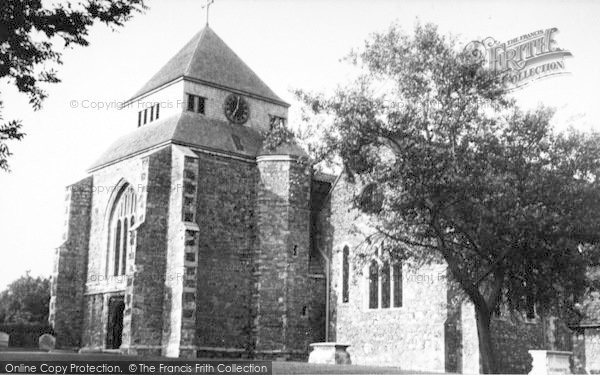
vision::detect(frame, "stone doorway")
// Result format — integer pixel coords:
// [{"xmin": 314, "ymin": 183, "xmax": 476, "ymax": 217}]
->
[{"xmin": 105, "ymin": 295, "xmax": 125, "ymax": 349}]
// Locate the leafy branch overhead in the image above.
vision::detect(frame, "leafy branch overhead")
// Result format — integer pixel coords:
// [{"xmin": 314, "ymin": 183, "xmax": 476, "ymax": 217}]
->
[
  {"xmin": 296, "ymin": 22, "xmax": 600, "ymax": 373},
  {"xmin": 0, "ymin": 0, "xmax": 147, "ymax": 171},
  {"xmin": 0, "ymin": 100, "xmax": 24, "ymax": 172}
]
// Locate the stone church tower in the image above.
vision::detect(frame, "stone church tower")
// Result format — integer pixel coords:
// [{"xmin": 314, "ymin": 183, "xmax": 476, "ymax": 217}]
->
[
  {"xmin": 49, "ymin": 24, "xmax": 582, "ymax": 373},
  {"xmin": 49, "ymin": 26, "xmax": 328, "ymax": 358}
]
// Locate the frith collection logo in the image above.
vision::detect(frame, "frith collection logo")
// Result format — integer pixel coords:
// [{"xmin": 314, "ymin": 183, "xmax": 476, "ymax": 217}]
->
[{"xmin": 465, "ymin": 28, "xmax": 572, "ymax": 90}]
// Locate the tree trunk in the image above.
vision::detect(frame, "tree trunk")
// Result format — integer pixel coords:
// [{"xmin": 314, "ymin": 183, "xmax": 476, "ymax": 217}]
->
[{"xmin": 474, "ymin": 304, "xmax": 498, "ymax": 374}]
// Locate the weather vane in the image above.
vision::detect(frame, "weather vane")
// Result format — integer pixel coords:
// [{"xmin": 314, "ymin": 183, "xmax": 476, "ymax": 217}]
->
[{"xmin": 202, "ymin": 0, "xmax": 215, "ymax": 26}]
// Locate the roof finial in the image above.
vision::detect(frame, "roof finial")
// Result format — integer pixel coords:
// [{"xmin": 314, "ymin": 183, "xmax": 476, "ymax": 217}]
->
[{"xmin": 202, "ymin": 0, "xmax": 215, "ymax": 26}]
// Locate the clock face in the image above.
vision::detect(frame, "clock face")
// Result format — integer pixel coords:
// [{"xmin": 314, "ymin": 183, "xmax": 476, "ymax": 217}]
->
[{"xmin": 224, "ymin": 94, "xmax": 250, "ymax": 124}]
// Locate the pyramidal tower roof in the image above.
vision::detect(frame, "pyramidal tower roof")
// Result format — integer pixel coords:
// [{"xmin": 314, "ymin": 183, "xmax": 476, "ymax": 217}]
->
[{"xmin": 128, "ymin": 26, "xmax": 287, "ymax": 106}]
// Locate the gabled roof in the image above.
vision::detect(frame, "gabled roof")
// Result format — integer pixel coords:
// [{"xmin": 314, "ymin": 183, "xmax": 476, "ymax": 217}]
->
[
  {"xmin": 128, "ymin": 26, "xmax": 287, "ymax": 106},
  {"xmin": 88, "ymin": 112, "xmax": 264, "ymax": 171}
]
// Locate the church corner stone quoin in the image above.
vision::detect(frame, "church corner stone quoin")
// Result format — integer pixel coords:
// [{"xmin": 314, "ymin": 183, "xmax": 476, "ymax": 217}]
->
[{"xmin": 49, "ymin": 25, "xmax": 597, "ymax": 373}]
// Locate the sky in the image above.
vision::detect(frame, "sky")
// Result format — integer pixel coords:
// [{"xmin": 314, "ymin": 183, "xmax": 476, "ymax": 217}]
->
[{"xmin": 1, "ymin": 0, "xmax": 599, "ymax": 290}]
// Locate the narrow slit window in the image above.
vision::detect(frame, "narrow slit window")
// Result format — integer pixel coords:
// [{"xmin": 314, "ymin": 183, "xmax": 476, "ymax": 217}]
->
[
  {"xmin": 129, "ymin": 216, "xmax": 135, "ymax": 245},
  {"xmin": 113, "ymin": 220, "xmax": 121, "ymax": 276},
  {"xmin": 187, "ymin": 94, "xmax": 195, "ymax": 112},
  {"xmin": 381, "ymin": 261, "xmax": 391, "ymax": 308},
  {"xmin": 138, "ymin": 111, "xmax": 142, "ymax": 127},
  {"xmin": 121, "ymin": 220, "xmax": 128, "ymax": 275},
  {"xmin": 393, "ymin": 263, "xmax": 402, "ymax": 307},
  {"xmin": 526, "ymin": 292, "xmax": 536, "ymax": 319},
  {"xmin": 197, "ymin": 97, "xmax": 205, "ymax": 114},
  {"xmin": 342, "ymin": 246, "xmax": 349, "ymax": 303},
  {"xmin": 231, "ymin": 134, "xmax": 244, "ymax": 151},
  {"xmin": 369, "ymin": 259, "xmax": 379, "ymax": 309},
  {"xmin": 143, "ymin": 108, "xmax": 148, "ymax": 125},
  {"xmin": 155, "ymin": 103, "xmax": 160, "ymax": 120},
  {"xmin": 150, "ymin": 105, "xmax": 154, "ymax": 122}
]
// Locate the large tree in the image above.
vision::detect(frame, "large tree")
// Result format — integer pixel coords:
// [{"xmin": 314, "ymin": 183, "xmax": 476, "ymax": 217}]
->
[
  {"xmin": 297, "ymin": 23, "xmax": 600, "ymax": 373},
  {"xmin": 0, "ymin": 0, "xmax": 147, "ymax": 171},
  {"xmin": 0, "ymin": 272, "xmax": 50, "ymax": 324}
]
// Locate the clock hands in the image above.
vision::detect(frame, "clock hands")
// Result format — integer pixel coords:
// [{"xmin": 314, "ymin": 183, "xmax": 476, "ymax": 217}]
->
[
  {"xmin": 232, "ymin": 96, "xmax": 240, "ymax": 118},
  {"xmin": 225, "ymin": 94, "xmax": 248, "ymax": 124}
]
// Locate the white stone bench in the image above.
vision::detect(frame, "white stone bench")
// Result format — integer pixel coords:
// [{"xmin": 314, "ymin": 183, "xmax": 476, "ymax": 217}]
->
[
  {"xmin": 308, "ymin": 342, "xmax": 351, "ymax": 365},
  {"xmin": 528, "ymin": 350, "xmax": 572, "ymax": 375}
]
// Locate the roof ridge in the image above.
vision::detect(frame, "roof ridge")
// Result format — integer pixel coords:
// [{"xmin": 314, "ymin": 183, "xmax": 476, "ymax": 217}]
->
[{"xmin": 184, "ymin": 27, "xmax": 207, "ymax": 78}]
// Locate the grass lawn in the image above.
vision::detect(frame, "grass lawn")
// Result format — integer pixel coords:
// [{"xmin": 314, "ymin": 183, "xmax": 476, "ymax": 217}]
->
[{"xmin": 0, "ymin": 351, "xmax": 445, "ymax": 375}]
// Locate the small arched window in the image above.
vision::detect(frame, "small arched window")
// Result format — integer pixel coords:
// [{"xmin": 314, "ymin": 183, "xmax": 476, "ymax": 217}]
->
[
  {"xmin": 108, "ymin": 184, "xmax": 137, "ymax": 276},
  {"xmin": 342, "ymin": 246, "xmax": 350, "ymax": 303}
]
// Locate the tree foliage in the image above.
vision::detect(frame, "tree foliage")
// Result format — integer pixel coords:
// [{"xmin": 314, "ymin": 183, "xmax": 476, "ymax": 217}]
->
[
  {"xmin": 0, "ymin": 272, "xmax": 50, "ymax": 324},
  {"xmin": 0, "ymin": 0, "xmax": 147, "ymax": 171},
  {"xmin": 261, "ymin": 117, "xmax": 297, "ymax": 152},
  {"xmin": 0, "ymin": 100, "xmax": 24, "ymax": 171},
  {"xmin": 297, "ymin": 23, "xmax": 600, "ymax": 373}
]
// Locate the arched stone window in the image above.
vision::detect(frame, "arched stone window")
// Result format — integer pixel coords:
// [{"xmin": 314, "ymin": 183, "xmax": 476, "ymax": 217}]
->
[
  {"xmin": 368, "ymin": 245, "xmax": 402, "ymax": 309},
  {"xmin": 108, "ymin": 184, "xmax": 137, "ymax": 277}
]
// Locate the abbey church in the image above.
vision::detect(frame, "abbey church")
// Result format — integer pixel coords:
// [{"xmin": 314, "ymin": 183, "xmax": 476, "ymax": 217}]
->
[{"xmin": 49, "ymin": 26, "xmax": 600, "ymax": 374}]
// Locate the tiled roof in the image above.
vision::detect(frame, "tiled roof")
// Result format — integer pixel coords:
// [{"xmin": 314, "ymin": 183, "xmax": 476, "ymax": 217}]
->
[
  {"xmin": 88, "ymin": 112, "xmax": 263, "ymax": 171},
  {"xmin": 128, "ymin": 26, "xmax": 287, "ymax": 106}
]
